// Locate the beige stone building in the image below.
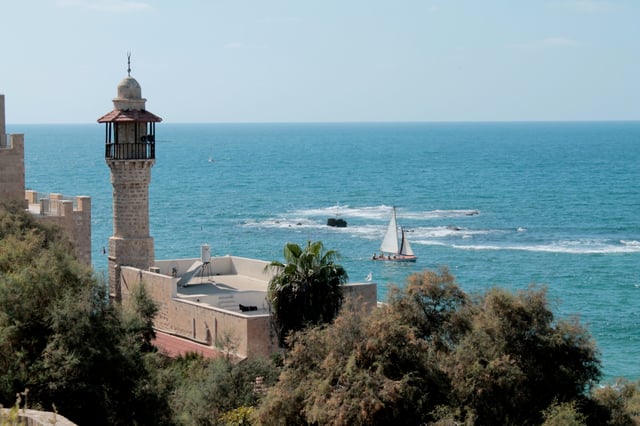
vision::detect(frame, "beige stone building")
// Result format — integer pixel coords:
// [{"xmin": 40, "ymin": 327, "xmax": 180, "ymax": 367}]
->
[
  {"xmin": 99, "ymin": 66, "xmax": 377, "ymax": 359},
  {"xmin": 0, "ymin": 94, "xmax": 91, "ymax": 265}
]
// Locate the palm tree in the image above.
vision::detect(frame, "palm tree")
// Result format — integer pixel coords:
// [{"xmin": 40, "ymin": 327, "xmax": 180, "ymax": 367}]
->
[{"xmin": 267, "ymin": 241, "xmax": 348, "ymax": 347}]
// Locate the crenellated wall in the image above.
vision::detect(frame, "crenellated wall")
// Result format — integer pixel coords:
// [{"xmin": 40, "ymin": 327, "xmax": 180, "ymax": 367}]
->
[
  {"xmin": 25, "ymin": 191, "xmax": 92, "ymax": 266},
  {"xmin": 0, "ymin": 95, "xmax": 92, "ymax": 267}
]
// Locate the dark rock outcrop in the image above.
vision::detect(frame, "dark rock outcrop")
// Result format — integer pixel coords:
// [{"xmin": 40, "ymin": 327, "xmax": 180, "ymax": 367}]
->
[{"xmin": 327, "ymin": 218, "xmax": 347, "ymax": 227}]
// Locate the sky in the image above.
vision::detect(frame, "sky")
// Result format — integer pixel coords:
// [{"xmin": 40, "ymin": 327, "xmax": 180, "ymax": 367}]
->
[{"xmin": 1, "ymin": 0, "xmax": 639, "ymax": 124}]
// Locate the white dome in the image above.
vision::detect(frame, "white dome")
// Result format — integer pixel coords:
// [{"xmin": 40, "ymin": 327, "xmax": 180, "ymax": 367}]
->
[
  {"xmin": 113, "ymin": 75, "xmax": 146, "ymax": 111},
  {"xmin": 116, "ymin": 76, "xmax": 142, "ymax": 100}
]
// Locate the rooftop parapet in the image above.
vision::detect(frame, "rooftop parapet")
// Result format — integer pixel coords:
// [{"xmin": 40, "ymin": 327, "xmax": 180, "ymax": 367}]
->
[
  {"xmin": 26, "ymin": 191, "xmax": 91, "ymax": 216},
  {"xmin": 25, "ymin": 191, "xmax": 92, "ymax": 266}
]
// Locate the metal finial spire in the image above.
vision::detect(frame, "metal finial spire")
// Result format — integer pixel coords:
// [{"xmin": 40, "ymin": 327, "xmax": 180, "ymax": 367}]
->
[{"xmin": 127, "ymin": 51, "xmax": 131, "ymax": 77}]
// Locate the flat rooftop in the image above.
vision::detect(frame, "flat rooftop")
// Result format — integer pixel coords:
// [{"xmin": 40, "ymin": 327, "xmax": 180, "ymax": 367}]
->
[
  {"xmin": 154, "ymin": 256, "xmax": 273, "ymax": 316},
  {"xmin": 178, "ymin": 272, "xmax": 269, "ymax": 293}
]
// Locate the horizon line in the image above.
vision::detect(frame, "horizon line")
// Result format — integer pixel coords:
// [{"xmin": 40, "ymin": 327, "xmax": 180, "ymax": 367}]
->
[{"xmin": 6, "ymin": 119, "xmax": 640, "ymax": 126}]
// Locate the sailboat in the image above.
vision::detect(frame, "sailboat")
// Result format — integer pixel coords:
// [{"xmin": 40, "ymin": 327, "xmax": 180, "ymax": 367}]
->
[{"xmin": 372, "ymin": 207, "xmax": 417, "ymax": 262}]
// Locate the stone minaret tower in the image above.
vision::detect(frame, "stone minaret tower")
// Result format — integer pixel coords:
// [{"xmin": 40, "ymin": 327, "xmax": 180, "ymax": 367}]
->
[{"xmin": 98, "ymin": 57, "xmax": 162, "ymax": 301}]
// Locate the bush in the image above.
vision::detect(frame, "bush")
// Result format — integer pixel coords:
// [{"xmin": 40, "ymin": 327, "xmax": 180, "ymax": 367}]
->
[
  {"xmin": 0, "ymin": 204, "xmax": 168, "ymax": 425},
  {"xmin": 256, "ymin": 269, "xmax": 602, "ymax": 425}
]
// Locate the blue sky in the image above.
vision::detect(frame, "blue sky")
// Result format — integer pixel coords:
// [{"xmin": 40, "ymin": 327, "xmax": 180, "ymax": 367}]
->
[{"xmin": 1, "ymin": 0, "xmax": 638, "ymax": 123}]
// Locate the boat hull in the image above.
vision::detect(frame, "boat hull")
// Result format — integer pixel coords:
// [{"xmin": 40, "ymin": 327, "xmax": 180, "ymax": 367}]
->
[{"xmin": 372, "ymin": 254, "xmax": 417, "ymax": 262}]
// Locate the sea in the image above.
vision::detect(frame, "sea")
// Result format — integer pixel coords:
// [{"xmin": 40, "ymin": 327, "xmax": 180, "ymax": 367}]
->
[{"xmin": 9, "ymin": 121, "xmax": 640, "ymax": 384}]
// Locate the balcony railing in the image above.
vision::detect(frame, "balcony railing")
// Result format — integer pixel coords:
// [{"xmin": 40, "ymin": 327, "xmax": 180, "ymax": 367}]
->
[{"xmin": 105, "ymin": 142, "xmax": 155, "ymax": 160}]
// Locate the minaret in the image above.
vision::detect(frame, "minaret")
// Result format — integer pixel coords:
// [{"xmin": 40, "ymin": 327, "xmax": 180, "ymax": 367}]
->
[{"xmin": 98, "ymin": 55, "xmax": 162, "ymax": 301}]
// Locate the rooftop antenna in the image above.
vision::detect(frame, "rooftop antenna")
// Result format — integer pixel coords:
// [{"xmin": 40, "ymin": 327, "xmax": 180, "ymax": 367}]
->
[{"xmin": 127, "ymin": 51, "xmax": 131, "ymax": 76}]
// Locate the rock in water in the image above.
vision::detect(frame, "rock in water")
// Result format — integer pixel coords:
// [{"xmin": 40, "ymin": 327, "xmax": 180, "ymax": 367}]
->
[{"xmin": 327, "ymin": 218, "xmax": 347, "ymax": 227}]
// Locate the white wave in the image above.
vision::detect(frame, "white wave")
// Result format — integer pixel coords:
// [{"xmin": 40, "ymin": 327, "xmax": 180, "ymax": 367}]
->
[
  {"xmin": 412, "ymin": 240, "xmax": 451, "ymax": 247},
  {"xmin": 338, "ymin": 224, "xmax": 492, "ymax": 242},
  {"xmin": 240, "ymin": 215, "xmax": 639, "ymax": 255},
  {"xmin": 450, "ymin": 239, "xmax": 640, "ymax": 254},
  {"xmin": 240, "ymin": 218, "xmax": 384, "ymax": 241},
  {"xmin": 410, "ymin": 226, "xmax": 493, "ymax": 239},
  {"xmin": 241, "ymin": 215, "xmax": 496, "ymax": 243},
  {"xmin": 294, "ymin": 204, "xmax": 392, "ymax": 220},
  {"xmin": 405, "ymin": 209, "xmax": 480, "ymax": 220},
  {"xmin": 293, "ymin": 204, "xmax": 480, "ymax": 221},
  {"xmin": 241, "ymin": 217, "xmax": 320, "ymax": 229}
]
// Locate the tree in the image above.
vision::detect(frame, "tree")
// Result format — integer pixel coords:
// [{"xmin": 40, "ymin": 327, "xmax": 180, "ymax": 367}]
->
[
  {"xmin": 256, "ymin": 301, "xmax": 448, "ymax": 425},
  {"xmin": 444, "ymin": 286, "xmax": 601, "ymax": 425},
  {"xmin": 256, "ymin": 269, "xmax": 603, "ymax": 426},
  {"xmin": 266, "ymin": 241, "xmax": 348, "ymax": 346},
  {"xmin": 154, "ymin": 353, "xmax": 279, "ymax": 425},
  {"xmin": 0, "ymin": 202, "xmax": 91, "ymax": 404},
  {"xmin": 388, "ymin": 266, "xmax": 470, "ymax": 351},
  {"xmin": 0, "ymin": 203, "xmax": 168, "ymax": 425},
  {"xmin": 589, "ymin": 378, "xmax": 640, "ymax": 425}
]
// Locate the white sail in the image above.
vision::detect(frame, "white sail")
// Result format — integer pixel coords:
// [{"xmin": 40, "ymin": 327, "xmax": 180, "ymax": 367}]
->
[
  {"xmin": 380, "ymin": 207, "xmax": 399, "ymax": 253},
  {"xmin": 375, "ymin": 207, "xmax": 417, "ymax": 261},
  {"xmin": 400, "ymin": 228, "xmax": 415, "ymax": 256}
]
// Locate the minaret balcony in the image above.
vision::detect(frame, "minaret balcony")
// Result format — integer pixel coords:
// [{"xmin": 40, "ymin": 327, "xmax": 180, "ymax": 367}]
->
[{"xmin": 106, "ymin": 142, "xmax": 155, "ymax": 160}]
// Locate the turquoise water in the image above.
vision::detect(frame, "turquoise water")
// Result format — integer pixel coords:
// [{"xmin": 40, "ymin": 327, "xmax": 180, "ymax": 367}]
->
[{"xmin": 10, "ymin": 121, "xmax": 640, "ymax": 382}]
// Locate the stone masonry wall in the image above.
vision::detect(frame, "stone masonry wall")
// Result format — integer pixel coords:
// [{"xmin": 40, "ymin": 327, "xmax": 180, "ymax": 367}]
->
[
  {"xmin": 118, "ymin": 265, "xmax": 377, "ymax": 359},
  {"xmin": 341, "ymin": 282, "xmax": 378, "ymax": 313},
  {"xmin": 107, "ymin": 159, "xmax": 155, "ymax": 299},
  {"xmin": 0, "ymin": 96, "xmax": 91, "ymax": 267},
  {"xmin": 0, "ymin": 94, "xmax": 5, "ymax": 135},
  {"xmin": 119, "ymin": 267, "xmax": 277, "ymax": 358},
  {"xmin": 0, "ymin": 134, "xmax": 26, "ymax": 202},
  {"xmin": 108, "ymin": 160, "xmax": 153, "ymax": 238},
  {"xmin": 25, "ymin": 192, "xmax": 92, "ymax": 266}
]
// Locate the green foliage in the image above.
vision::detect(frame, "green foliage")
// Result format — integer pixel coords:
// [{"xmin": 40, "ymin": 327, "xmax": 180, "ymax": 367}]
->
[
  {"xmin": 0, "ymin": 204, "xmax": 93, "ymax": 405},
  {"xmin": 123, "ymin": 282, "xmax": 159, "ymax": 353},
  {"xmin": 219, "ymin": 406, "xmax": 255, "ymax": 425},
  {"xmin": 542, "ymin": 401, "xmax": 586, "ymax": 426},
  {"xmin": 267, "ymin": 241, "xmax": 348, "ymax": 346},
  {"xmin": 257, "ymin": 300, "xmax": 447, "ymax": 425},
  {"xmin": 256, "ymin": 269, "xmax": 603, "ymax": 426},
  {"xmin": 0, "ymin": 204, "xmax": 168, "ymax": 425},
  {"xmin": 1, "ymin": 204, "xmax": 621, "ymax": 425},
  {"xmin": 388, "ymin": 267, "xmax": 470, "ymax": 351},
  {"xmin": 445, "ymin": 286, "xmax": 601, "ymax": 425},
  {"xmin": 156, "ymin": 354, "xmax": 279, "ymax": 425},
  {"xmin": 591, "ymin": 379, "xmax": 640, "ymax": 425}
]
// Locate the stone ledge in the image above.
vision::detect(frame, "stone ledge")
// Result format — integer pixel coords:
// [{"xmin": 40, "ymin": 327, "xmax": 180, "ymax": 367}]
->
[{"xmin": 1, "ymin": 408, "xmax": 76, "ymax": 425}]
